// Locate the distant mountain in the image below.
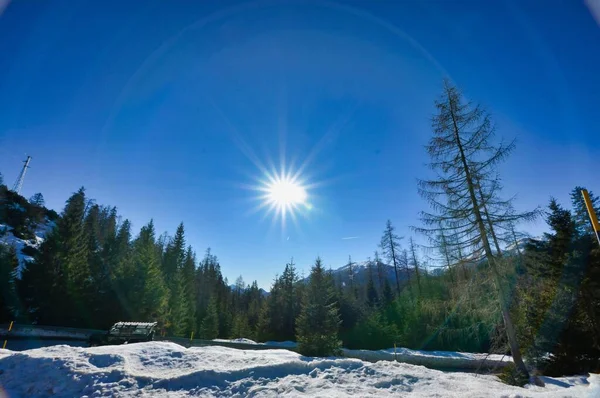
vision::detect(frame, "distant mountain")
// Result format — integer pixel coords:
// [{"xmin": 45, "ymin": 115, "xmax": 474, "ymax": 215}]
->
[
  {"xmin": 302, "ymin": 260, "xmax": 415, "ymax": 289},
  {"xmin": 228, "ymin": 284, "xmax": 270, "ymax": 297},
  {"xmin": 428, "ymin": 236, "xmax": 544, "ymax": 276},
  {"xmin": 505, "ymin": 236, "xmax": 543, "ymax": 253}
]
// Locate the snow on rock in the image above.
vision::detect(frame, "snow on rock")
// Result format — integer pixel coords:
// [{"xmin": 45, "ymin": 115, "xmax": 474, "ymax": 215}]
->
[
  {"xmin": 213, "ymin": 338, "xmax": 259, "ymax": 345},
  {"xmin": 213, "ymin": 339, "xmax": 297, "ymax": 348},
  {"xmin": 0, "ymin": 342, "xmax": 597, "ymax": 397},
  {"xmin": 208, "ymin": 339, "xmax": 508, "ymax": 370},
  {"xmin": 342, "ymin": 347, "xmax": 511, "ymax": 370},
  {"xmin": 263, "ymin": 340, "xmax": 298, "ymax": 348},
  {"xmin": 0, "ymin": 220, "xmax": 53, "ymax": 278}
]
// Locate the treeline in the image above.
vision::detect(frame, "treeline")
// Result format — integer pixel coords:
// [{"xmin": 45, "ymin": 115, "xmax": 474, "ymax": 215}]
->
[
  {"xmin": 0, "ymin": 183, "xmax": 255, "ymax": 338},
  {"xmin": 1, "ymin": 81, "xmax": 599, "ymax": 380}
]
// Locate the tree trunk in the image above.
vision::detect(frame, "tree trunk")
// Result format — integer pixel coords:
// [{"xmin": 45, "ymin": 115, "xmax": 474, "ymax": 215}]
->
[
  {"xmin": 476, "ymin": 178, "xmax": 503, "ymax": 256},
  {"xmin": 441, "ymin": 231, "xmax": 456, "ymax": 286},
  {"xmin": 448, "ymin": 91, "xmax": 530, "ymax": 379},
  {"xmin": 410, "ymin": 238, "xmax": 422, "ymax": 297},
  {"xmin": 389, "ymin": 233, "xmax": 401, "ymax": 294}
]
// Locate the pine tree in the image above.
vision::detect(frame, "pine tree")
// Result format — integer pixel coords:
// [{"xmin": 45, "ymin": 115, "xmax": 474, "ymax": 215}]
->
[
  {"xmin": 434, "ymin": 228, "xmax": 456, "ymax": 285},
  {"xmin": 544, "ymin": 199, "xmax": 576, "ymax": 277},
  {"xmin": 380, "ymin": 220, "xmax": 403, "ymax": 294},
  {"xmin": 0, "ymin": 245, "xmax": 19, "ymax": 322},
  {"xmin": 234, "ymin": 275, "xmax": 246, "ymax": 294},
  {"xmin": 571, "ymin": 186, "xmax": 599, "ymax": 239},
  {"xmin": 181, "ymin": 247, "xmax": 197, "ymax": 336},
  {"xmin": 416, "ymin": 81, "xmax": 537, "ymax": 381},
  {"xmin": 400, "ymin": 249, "xmax": 413, "ymax": 298},
  {"xmin": 256, "ymin": 298, "xmax": 273, "ymax": 341},
  {"xmin": 200, "ymin": 296, "xmax": 219, "ymax": 339},
  {"xmin": 171, "ymin": 269, "xmax": 190, "ymax": 336},
  {"xmin": 382, "ymin": 278, "xmax": 394, "ymax": 306},
  {"xmin": 517, "ymin": 196, "xmax": 600, "ymax": 375},
  {"xmin": 256, "ymin": 275, "xmax": 284, "ymax": 341},
  {"xmin": 194, "ymin": 249, "xmax": 214, "ymax": 333},
  {"xmin": 163, "ymin": 223, "xmax": 187, "ymax": 333},
  {"xmin": 337, "ymin": 284, "xmax": 364, "ymax": 342},
  {"xmin": 296, "ymin": 257, "xmax": 341, "ymax": 356},
  {"xmin": 58, "ymin": 188, "xmax": 92, "ymax": 327},
  {"xmin": 570, "ymin": 188, "xmax": 600, "ymax": 368},
  {"xmin": 409, "ymin": 237, "xmax": 422, "ymax": 296},
  {"xmin": 29, "ymin": 193, "xmax": 45, "ymax": 207},
  {"xmin": 83, "ymin": 205, "xmax": 106, "ymax": 325},
  {"xmin": 165, "ymin": 223, "xmax": 186, "ymax": 281},
  {"xmin": 18, "ymin": 188, "xmax": 91, "ymax": 327},
  {"xmin": 18, "ymin": 227, "xmax": 61, "ymax": 325},
  {"xmin": 27, "ymin": 193, "xmax": 46, "ymax": 225},
  {"xmin": 346, "ymin": 255, "xmax": 354, "ymax": 291},
  {"xmin": 245, "ymin": 281, "xmax": 263, "ymax": 335},
  {"xmin": 131, "ymin": 221, "xmax": 169, "ymax": 325},
  {"xmin": 374, "ymin": 251, "xmax": 384, "ymax": 293},
  {"xmin": 110, "ymin": 219, "xmax": 133, "ymax": 321},
  {"xmin": 366, "ymin": 258, "xmax": 378, "ymax": 307},
  {"xmin": 280, "ymin": 258, "xmax": 299, "ymax": 340},
  {"xmin": 231, "ymin": 312, "xmax": 250, "ymax": 339}
]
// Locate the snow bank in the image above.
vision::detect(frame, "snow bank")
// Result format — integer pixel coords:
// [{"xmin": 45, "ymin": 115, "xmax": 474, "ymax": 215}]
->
[
  {"xmin": 342, "ymin": 347, "xmax": 511, "ymax": 371},
  {"xmin": 263, "ymin": 340, "xmax": 298, "ymax": 348},
  {"xmin": 0, "ymin": 342, "xmax": 597, "ymax": 397},
  {"xmin": 207, "ymin": 339, "xmax": 507, "ymax": 370},
  {"xmin": 212, "ymin": 339, "xmax": 297, "ymax": 349},
  {"xmin": 213, "ymin": 338, "xmax": 259, "ymax": 345}
]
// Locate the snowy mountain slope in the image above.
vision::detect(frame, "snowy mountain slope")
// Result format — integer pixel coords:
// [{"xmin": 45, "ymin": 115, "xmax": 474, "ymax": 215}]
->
[
  {"xmin": 304, "ymin": 260, "xmax": 415, "ymax": 288},
  {"xmin": 0, "ymin": 342, "xmax": 596, "ymax": 397},
  {"xmin": 228, "ymin": 284, "xmax": 270, "ymax": 297},
  {"xmin": 0, "ymin": 220, "xmax": 52, "ymax": 278}
]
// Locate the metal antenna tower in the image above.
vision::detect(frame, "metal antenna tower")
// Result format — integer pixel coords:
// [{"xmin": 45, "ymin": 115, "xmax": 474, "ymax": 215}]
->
[{"xmin": 12, "ymin": 155, "xmax": 32, "ymax": 195}]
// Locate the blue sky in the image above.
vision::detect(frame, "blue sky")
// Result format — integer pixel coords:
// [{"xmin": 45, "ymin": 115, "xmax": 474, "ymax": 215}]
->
[{"xmin": 1, "ymin": 0, "xmax": 599, "ymax": 288}]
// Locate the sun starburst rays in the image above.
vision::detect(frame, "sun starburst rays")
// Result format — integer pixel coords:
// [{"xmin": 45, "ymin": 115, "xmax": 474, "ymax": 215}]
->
[{"xmin": 253, "ymin": 169, "xmax": 310, "ymax": 230}]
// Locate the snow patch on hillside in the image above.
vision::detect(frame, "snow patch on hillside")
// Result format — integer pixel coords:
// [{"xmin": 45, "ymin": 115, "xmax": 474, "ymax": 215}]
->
[
  {"xmin": 1, "ymin": 342, "xmax": 596, "ymax": 397},
  {"xmin": 0, "ymin": 220, "xmax": 53, "ymax": 278}
]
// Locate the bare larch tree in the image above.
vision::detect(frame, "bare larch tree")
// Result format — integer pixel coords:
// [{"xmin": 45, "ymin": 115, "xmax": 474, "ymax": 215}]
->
[
  {"xmin": 380, "ymin": 220, "xmax": 403, "ymax": 294},
  {"xmin": 415, "ymin": 80, "xmax": 537, "ymax": 380}
]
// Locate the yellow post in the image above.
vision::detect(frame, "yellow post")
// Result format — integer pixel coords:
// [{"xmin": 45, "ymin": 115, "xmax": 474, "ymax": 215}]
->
[
  {"xmin": 190, "ymin": 331, "xmax": 194, "ymax": 342},
  {"xmin": 2, "ymin": 321, "xmax": 14, "ymax": 350},
  {"xmin": 581, "ymin": 189, "xmax": 600, "ymax": 246}
]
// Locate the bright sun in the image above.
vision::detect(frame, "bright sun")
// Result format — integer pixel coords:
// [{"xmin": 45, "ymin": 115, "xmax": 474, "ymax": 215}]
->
[
  {"xmin": 266, "ymin": 177, "xmax": 307, "ymax": 208},
  {"xmin": 253, "ymin": 170, "xmax": 311, "ymax": 229}
]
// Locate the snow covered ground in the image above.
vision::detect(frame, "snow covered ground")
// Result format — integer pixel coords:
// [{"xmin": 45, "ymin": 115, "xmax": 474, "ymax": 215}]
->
[
  {"xmin": 342, "ymin": 347, "xmax": 511, "ymax": 370},
  {"xmin": 1, "ymin": 342, "xmax": 597, "ymax": 397},
  {"xmin": 213, "ymin": 339, "xmax": 510, "ymax": 370},
  {"xmin": 214, "ymin": 339, "xmax": 298, "ymax": 349}
]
